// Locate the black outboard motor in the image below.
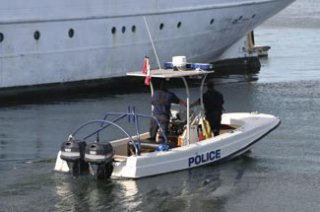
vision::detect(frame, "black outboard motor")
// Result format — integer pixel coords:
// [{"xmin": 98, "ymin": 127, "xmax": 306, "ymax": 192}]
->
[
  {"xmin": 84, "ymin": 142, "xmax": 114, "ymax": 179},
  {"xmin": 60, "ymin": 139, "xmax": 88, "ymax": 176}
]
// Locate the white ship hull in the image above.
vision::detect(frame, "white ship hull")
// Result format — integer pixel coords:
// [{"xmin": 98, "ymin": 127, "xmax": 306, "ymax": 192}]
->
[{"xmin": 0, "ymin": 0, "xmax": 294, "ymax": 89}]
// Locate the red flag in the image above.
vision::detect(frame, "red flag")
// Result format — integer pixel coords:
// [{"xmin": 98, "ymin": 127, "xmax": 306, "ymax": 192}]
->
[
  {"xmin": 142, "ymin": 57, "xmax": 151, "ymax": 86},
  {"xmin": 142, "ymin": 57, "xmax": 148, "ymax": 74}
]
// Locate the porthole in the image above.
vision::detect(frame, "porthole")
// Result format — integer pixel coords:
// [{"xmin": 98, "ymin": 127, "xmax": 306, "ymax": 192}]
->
[
  {"xmin": 210, "ymin": 19, "xmax": 215, "ymax": 25},
  {"xmin": 131, "ymin": 25, "xmax": 136, "ymax": 33},
  {"xmin": 177, "ymin": 22, "xmax": 182, "ymax": 28},
  {"xmin": 0, "ymin": 33, "xmax": 3, "ymax": 43},
  {"xmin": 34, "ymin": 31, "xmax": 40, "ymax": 40},
  {"xmin": 68, "ymin": 28, "xmax": 74, "ymax": 38},
  {"xmin": 111, "ymin": 27, "xmax": 116, "ymax": 34},
  {"xmin": 159, "ymin": 23, "xmax": 164, "ymax": 30},
  {"xmin": 122, "ymin": 26, "xmax": 126, "ymax": 34}
]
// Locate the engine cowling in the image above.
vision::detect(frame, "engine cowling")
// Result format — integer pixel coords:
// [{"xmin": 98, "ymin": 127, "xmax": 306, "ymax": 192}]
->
[
  {"xmin": 60, "ymin": 140, "xmax": 88, "ymax": 176},
  {"xmin": 85, "ymin": 142, "xmax": 114, "ymax": 179}
]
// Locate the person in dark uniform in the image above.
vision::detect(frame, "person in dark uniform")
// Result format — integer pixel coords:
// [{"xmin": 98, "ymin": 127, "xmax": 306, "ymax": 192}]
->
[
  {"xmin": 191, "ymin": 81, "xmax": 224, "ymax": 136},
  {"xmin": 149, "ymin": 81, "xmax": 186, "ymax": 142}
]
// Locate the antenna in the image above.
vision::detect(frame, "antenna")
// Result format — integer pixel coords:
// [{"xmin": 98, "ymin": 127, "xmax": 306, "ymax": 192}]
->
[{"xmin": 143, "ymin": 16, "xmax": 162, "ymax": 70}]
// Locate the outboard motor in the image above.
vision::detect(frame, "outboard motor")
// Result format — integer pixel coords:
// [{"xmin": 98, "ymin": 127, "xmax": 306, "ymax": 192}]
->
[
  {"xmin": 60, "ymin": 139, "xmax": 88, "ymax": 176},
  {"xmin": 84, "ymin": 142, "xmax": 114, "ymax": 179}
]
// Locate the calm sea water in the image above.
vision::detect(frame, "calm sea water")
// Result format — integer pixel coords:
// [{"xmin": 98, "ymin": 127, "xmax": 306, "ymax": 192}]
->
[{"xmin": 1, "ymin": 0, "xmax": 320, "ymax": 211}]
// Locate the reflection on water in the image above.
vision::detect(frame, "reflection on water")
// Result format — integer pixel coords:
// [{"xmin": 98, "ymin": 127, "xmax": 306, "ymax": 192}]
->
[{"xmin": 52, "ymin": 156, "xmax": 255, "ymax": 212}]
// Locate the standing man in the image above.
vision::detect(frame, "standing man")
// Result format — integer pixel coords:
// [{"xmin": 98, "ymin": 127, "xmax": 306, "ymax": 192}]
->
[
  {"xmin": 149, "ymin": 80, "xmax": 186, "ymax": 142},
  {"xmin": 191, "ymin": 81, "xmax": 224, "ymax": 136}
]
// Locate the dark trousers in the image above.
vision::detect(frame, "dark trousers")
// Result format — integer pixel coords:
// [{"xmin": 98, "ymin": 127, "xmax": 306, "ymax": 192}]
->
[
  {"xmin": 149, "ymin": 115, "xmax": 169, "ymax": 143},
  {"xmin": 206, "ymin": 111, "xmax": 222, "ymax": 136}
]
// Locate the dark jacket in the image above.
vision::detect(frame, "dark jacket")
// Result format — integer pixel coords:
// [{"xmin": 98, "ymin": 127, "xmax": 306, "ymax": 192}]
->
[
  {"xmin": 151, "ymin": 90, "xmax": 180, "ymax": 118},
  {"xmin": 203, "ymin": 89, "xmax": 224, "ymax": 114}
]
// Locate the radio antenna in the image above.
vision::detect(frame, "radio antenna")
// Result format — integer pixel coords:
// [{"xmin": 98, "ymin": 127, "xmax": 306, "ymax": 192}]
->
[{"xmin": 143, "ymin": 16, "xmax": 162, "ymax": 70}]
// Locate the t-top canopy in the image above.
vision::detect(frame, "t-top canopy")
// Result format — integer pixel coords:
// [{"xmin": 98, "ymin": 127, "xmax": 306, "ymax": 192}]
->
[
  {"xmin": 126, "ymin": 69, "xmax": 214, "ymax": 79},
  {"xmin": 127, "ymin": 68, "xmax": 213, "ymax": 146}
]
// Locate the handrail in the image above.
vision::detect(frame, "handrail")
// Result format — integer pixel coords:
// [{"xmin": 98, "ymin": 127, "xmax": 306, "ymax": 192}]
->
[
  {"xmin": 68, "ymin": 110, "xmax": 168, "ymax": 155},
  {"xmin": 69, "ymin": 119, "xmax": 139, "ymax": 155},
  {"xmin": 98, "ymin": 111, "xmax": 168, "ymax": 143}
]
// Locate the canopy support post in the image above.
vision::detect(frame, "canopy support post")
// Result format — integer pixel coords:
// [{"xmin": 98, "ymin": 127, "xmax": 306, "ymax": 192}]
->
[
  {"xmin": 200, "ymin": 74, "xmax": 208, "ymax": 111},
  {"xmin": 181, "ymin": 77, "xmax": 190, "ymax": 145}
]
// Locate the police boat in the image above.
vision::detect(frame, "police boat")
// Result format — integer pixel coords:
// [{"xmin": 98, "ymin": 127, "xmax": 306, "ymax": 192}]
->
[{"xmin": 54, "ymin": 62, "xmax": 280, "ymax": 179}]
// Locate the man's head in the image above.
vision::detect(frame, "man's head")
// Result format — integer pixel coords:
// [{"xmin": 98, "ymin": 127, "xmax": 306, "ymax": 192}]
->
[
  {"xmin": 159, "ymin": 80, "xmax": 168, "ymax": 91},
  {"xmin": 207, "ymin": 80, "xmax": 214, "ymax": 90}
]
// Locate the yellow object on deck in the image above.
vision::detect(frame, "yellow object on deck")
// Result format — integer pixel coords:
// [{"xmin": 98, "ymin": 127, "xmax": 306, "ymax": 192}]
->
[{"xmin": 201, "ymin": 118, "xmax": 212, "ymax": 139}]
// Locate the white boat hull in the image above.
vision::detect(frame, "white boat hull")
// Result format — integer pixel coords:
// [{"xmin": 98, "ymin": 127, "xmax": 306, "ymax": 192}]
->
[
  {"xmin": 0, "ymin": 0, "xmax": 294, "ymax": 88},
  {"xmin": 54, "ymin": 112, "xmax": 280, "ymax": 179}
]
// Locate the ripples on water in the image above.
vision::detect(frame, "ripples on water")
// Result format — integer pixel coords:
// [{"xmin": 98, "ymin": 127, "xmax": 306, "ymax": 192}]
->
[
  {"xmin": 1, "ymin": 0, "xmax": 320, "ymax": 211},
  {"xmin": 263, "ymin": 0, "xmax": 320, "ymax": 28}
]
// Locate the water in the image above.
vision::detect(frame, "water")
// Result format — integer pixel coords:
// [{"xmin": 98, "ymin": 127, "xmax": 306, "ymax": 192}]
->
[{"xmin": 1, "ymin": 0, "xmax": 320, "ymax": 211}]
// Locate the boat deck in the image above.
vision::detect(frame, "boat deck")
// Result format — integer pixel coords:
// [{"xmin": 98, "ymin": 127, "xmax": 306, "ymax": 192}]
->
[{"xmin": 112, "ymin": 123, "xmax": 240, "ymax": 162}]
